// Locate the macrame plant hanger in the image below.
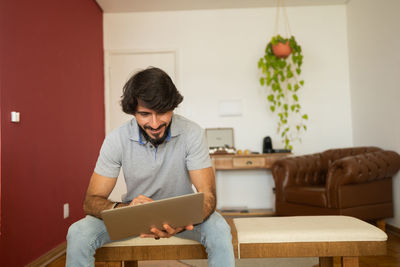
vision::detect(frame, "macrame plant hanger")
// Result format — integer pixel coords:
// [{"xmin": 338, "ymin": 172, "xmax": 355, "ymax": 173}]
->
[{"xmin": 273, "ymin": 0, "xmax": 292, "ymax": 39}]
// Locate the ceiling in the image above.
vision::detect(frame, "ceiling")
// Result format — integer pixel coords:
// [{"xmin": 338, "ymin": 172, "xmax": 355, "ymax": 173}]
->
[{"xmin": 96, "ymin": 0, "xmax": 350, "ymax": 13}]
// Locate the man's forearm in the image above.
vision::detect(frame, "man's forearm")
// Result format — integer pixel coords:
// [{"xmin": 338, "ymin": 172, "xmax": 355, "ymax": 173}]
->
[
  {"xmin": 203, "ymin": 190, "xmax": 216, "ymax": 220},
  {"xmin": 83, "ymin": 195, "xmax": 115, "ymax": 219}
]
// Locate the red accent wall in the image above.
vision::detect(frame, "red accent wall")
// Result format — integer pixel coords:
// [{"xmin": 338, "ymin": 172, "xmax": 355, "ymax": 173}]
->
[{"xmin": 0, "ymin": 0, "xmax": 104, "ymax": 265}]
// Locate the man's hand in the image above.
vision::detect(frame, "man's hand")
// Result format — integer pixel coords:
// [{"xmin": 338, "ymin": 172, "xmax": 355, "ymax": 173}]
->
[
  {"xmin": 140, "ymin": 224, "xmax": 194, "ymax": 239},
  {"xmin": 129, "ymin": 195, "xmax": 153, "ymax": 206}
]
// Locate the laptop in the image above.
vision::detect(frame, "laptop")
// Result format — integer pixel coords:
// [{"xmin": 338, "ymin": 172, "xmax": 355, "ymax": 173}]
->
[{"xmin": 101, "ymin": 192, "xmax": 204, "ymax": 240}]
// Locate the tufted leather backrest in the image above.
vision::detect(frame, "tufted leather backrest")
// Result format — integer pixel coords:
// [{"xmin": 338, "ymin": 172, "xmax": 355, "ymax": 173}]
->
[
  {"xmin": 289, "ymin": 153, "xmax": 327, "ymax": 185},
  {"xmin": 322, "ymin": 147, "xmax": 382, "ymax": 168}
]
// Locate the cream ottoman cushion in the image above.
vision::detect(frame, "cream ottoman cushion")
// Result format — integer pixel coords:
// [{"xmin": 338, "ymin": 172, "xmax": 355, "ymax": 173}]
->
[{"xmin": 234, "ymin": 215, "xmax": 387, "ymax": 244}]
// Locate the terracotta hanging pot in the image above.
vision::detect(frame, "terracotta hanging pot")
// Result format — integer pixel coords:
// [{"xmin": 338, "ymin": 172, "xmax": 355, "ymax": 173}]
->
[{"xmin": 272, "ymin": 41, "xmax": 292, "ymax": 58}]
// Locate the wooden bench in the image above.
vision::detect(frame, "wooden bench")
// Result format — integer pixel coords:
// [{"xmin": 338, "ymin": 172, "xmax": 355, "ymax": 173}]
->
[{"xmin": 95, "ymin": 216, "xmax": 387, "ymax": 267}]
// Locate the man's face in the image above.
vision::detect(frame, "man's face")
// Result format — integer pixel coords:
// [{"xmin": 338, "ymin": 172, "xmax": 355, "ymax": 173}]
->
[{"xmin": 134, "ymin": 102, "xmax": 173, "ymax": 143}]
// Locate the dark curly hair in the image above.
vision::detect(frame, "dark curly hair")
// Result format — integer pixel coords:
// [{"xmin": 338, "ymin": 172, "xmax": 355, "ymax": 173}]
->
[{"xmin": 121, "ymin": 67, "xmax": 183, "ymax": 114}]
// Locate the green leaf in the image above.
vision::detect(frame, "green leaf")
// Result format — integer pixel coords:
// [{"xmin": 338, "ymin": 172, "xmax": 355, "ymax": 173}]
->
[
  {"xmin": 302, "ymin": 114, "xmax": 308, "ymax": 120},
  {"xmin": 293, "ymin": 94, "xmax": 298, "ymax": 101},
  {"xmin": 299, "ymin": 80, "xmax": 304, "ymax": 86},
  {"xmin": 284, "ymin": 104, "xmax": 288, "ymax": 111},
  {"xmin": 291, "ymin": 105, "xmax": 296, "ymax": 111},
  {"xmin": 267, "ymin": 94, "xmax": 274, "ymax": 102},
  {"xmin": 296, "ymin": 125, "xmax": 300, "ymax": 131},
  {"xmin": 287, "ymin": 83, "xmax": 292, "ymax": 90},
  {"xmin": 260, "ymin": 77, "xmax": 265, "ymax": 86},
  {"xmin": 296, "ymin": 68, "xmax": 301, "ymax": 75},
  {"xmin": 294, "ymin": 84, "xmax": 300, "ymax": 91},
  {"xmin": 270, "ymin": 106, "xmax": 275, "ymax": 112},
  {"xmin": 303, "ymin": 125, "xmax": 307, "ymax": 131},
  {"xmin": 258, "ymin": 58, "xmax": 264, "ymax": 68}
]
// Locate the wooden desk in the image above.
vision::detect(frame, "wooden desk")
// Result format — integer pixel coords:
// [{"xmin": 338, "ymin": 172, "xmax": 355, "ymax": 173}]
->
[
  {"xmin": 211, "ymin": 153, "xmax": 290, "ymax": 170},
  {"xmin": 211, "ymin": 153, "xmax": 290, "ymax": 217}
]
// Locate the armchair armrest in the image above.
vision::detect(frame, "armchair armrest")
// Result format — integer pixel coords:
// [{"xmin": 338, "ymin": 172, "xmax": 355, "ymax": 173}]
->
[
  {"xmin": 326, "ymin": 150, "xmax": 400, "ymax": 207},
  {"xmin": 272, "ymin": 153, "xmax": 327, "ymax": 201}
]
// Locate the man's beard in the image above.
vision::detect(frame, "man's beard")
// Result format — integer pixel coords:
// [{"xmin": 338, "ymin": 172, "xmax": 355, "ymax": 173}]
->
[{"xmin": 139, "ymin": 123, "xmax": 171, "ymax": 147}]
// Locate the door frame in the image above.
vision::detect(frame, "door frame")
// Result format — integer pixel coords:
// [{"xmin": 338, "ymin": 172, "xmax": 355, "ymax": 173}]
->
[{"xmin": 104, "ymin": 49, "xmax": 179, "ymax": 133}]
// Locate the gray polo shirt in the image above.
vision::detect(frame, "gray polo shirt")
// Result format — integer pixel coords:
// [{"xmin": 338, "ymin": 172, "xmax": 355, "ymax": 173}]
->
[{"xmin": 94, "ymin": 114, "xmax": 211, "ymax": 203}]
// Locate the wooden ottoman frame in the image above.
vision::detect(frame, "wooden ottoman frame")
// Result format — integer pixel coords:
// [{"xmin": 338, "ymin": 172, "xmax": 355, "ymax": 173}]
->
[{"xmin": 95, "ymin": 217, "xmax": 387, "ymax": 267}]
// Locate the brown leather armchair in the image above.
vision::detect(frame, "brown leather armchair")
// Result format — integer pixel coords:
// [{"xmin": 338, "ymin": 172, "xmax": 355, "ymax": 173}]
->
[{"xmin": 272, "ymin": 147, "xmax": 400, "ymax": 222}]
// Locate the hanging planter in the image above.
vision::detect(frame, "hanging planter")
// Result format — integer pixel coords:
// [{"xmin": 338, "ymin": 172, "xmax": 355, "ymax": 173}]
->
[
  {"xmin": 271, "ymin": 40, "xmax": 291, "ymax": 58},
  {"xmin": 257, "ymin": 1, "xmax": 308, "ymax": 150}
]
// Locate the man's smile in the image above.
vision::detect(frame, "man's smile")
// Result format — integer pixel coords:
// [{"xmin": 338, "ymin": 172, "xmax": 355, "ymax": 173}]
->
[{"xmin": 144, "ymin": 124, "xmax": 166, "ymax": 136}]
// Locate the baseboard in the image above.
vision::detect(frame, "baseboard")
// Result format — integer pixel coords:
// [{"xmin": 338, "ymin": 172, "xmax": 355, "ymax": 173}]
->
[
  {"xmin": 26, "ymin": 242, "xmax": 67, "ymax": 267},
  {"xmin": 387, "ymin": 223, "xmax": 400, "ymax": 237}
]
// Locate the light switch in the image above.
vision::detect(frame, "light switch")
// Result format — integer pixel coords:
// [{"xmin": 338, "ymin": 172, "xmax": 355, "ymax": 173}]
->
[{"xmin": 11, "ymin": 111, "xmax": 20, "ymax": 123}]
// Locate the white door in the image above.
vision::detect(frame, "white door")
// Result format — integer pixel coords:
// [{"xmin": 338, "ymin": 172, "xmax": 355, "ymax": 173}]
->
[{"xmin": 106, "ymin": 51, "xmax": 177, "ymax": 201}]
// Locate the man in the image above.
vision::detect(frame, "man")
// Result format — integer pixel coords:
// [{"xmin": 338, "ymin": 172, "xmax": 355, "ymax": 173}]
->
[{"xmin": 66, "ymin": 67, "xmax": 235, "ymax": 266}]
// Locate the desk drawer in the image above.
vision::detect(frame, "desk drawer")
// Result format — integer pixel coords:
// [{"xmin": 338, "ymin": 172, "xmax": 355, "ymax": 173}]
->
[{"xmin": 233, "ymin": 157, "xmax": 265, "ymax": 168}]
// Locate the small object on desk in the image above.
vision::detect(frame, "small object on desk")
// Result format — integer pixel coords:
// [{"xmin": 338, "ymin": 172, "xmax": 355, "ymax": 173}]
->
[
  {"xmin": 262, "ymin": 136, "xmax": 273, "ymax": 153},
  {"xmin": 273, "ymin": 149, "xmax": 291, "ymax": 153},
  {"xmin": 209, "ymin": 146, "xmax": 236, "ymax": 155},
  {"xmin": 220, "ymin": 206, "xmax": 249, "ymax": 213}
]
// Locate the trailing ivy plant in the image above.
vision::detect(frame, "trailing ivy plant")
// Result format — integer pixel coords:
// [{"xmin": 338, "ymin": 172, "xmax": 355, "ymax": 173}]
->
[{"xmin": 258, "ymin": 35, "xmax": 308, "ymax": 150}]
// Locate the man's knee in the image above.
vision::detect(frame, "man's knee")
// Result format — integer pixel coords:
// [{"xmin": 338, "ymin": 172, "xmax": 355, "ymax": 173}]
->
[
  {"xmin": 201, "ymin": 212, "xmax": 232, "ymax": 246},
  {"xmin": 206, "ymin": 212, "xmax": 231, "ymax": 234},
  {"xmin": 67, "ymin": 218, "xmax": 89, "ymax": 249},
  {"xmin": 67, "ymin": 216, "xmax": 108, "ymax": 251}
]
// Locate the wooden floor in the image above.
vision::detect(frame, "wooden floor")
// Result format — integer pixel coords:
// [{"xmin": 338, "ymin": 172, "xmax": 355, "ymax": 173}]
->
[{"xmin": 46, "ymin": 228, "xmax": 400, "ymax": 267}]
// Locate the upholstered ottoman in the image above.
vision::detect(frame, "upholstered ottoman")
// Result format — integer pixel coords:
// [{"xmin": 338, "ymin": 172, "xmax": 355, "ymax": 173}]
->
[
  {"xmin": 95, "ymin": 216, "xmax": 387, "ymax": 267},
  {"xmin": 234, "ymin": 216, "xmax": 387, "ymax": 266},
  {"xmin": 95, "ymin": 235, "xmax": 207, "ymax": 265}
]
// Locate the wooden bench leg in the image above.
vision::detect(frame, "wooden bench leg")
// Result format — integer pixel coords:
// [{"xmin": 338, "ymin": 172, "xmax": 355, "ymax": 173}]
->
[
  {"xmin": 376, "ymin": 219, "xmax": 386, "ymax": 232},
  {"xmin": 94, "ymin": 261, "xmax": 138, "ymax": 267},
  {"xmin": 319, "ymin": 257, "xmax": 333, "ymax": 267},
  {"xmin": 124, "ymin": 261, "xmax": 139, "ymax": 267},
  {"xmin": 342, "ymin": 256, "xmax": 359, "ymax": 267},
  {"xmin": 333, "ymin": 257, "xmax": 342, "ymax": 267},
  {"xmin": 95, "ymin": 262, "xmax": 123, "ymax": 267}
]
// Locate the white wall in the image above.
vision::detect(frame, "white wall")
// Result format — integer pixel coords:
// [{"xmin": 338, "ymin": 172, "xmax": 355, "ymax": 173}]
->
[
  {"xmin": 104, "ymin": 5, "xmax": 353, "ymax": 209},
  {"xmin": 347, "ymin": 0, "xmax": 400, "ymax": 227}
]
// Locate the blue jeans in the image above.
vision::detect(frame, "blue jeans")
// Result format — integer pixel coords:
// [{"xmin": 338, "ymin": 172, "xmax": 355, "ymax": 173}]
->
[{"xmin": 66, "ymin": 211, "xmax": 235, "ymax": 267}]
